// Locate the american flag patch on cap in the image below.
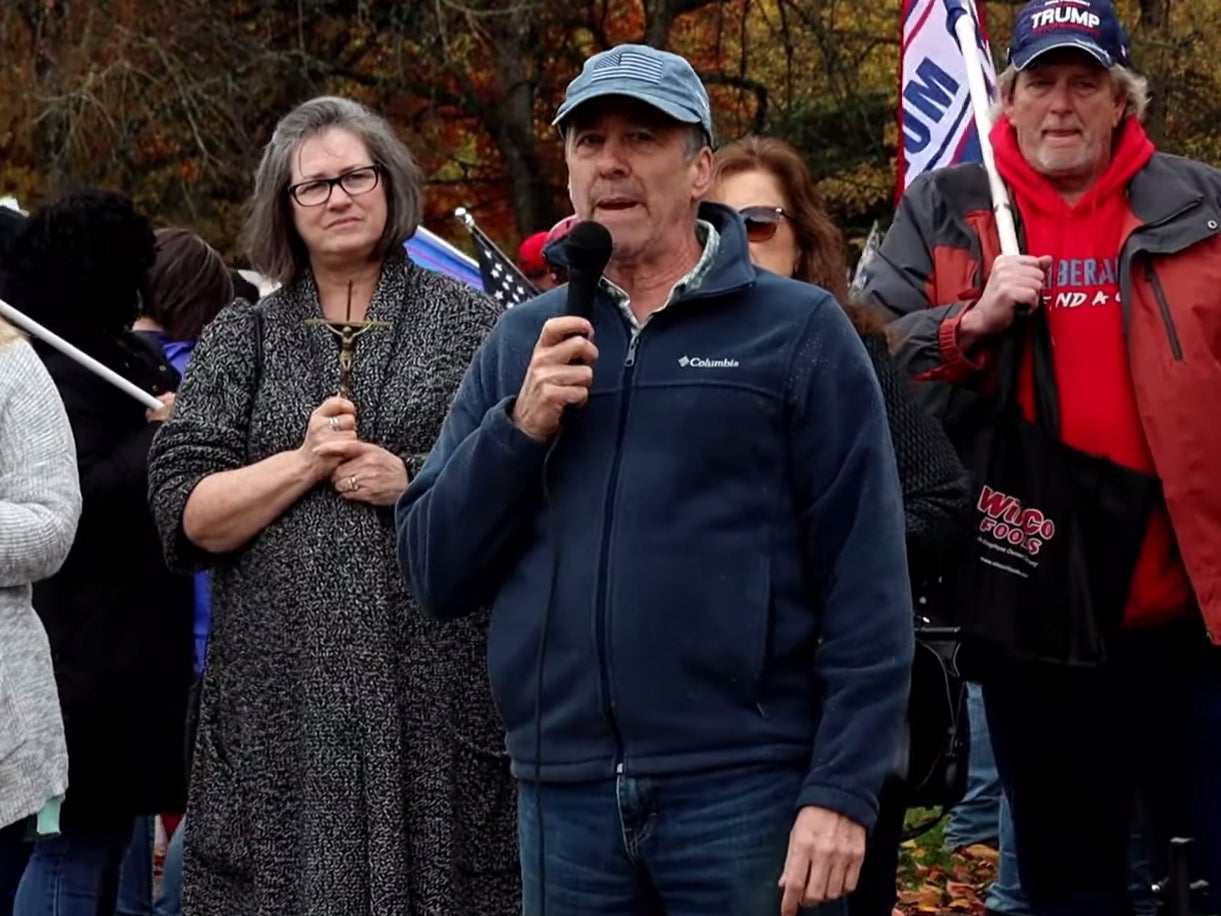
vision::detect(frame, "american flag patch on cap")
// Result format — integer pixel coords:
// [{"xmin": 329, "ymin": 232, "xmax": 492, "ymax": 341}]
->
[{"xmin": 590, "ymin": 49, "xmax": 665, "ymax": 84}]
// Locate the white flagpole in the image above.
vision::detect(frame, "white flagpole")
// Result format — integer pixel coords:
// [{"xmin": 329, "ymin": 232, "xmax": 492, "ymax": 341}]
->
[
  {"xmin": 0, "ymin": 298, "xmax": 164, "ymax": 410},
  {"xmin": 943, "ymin": 0, "xmax": 1021, "ymax": 256}
]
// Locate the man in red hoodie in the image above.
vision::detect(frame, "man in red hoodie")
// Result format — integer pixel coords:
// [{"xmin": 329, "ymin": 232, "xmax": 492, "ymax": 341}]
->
[{"xmin": 864, "ymin": 1, "xmax": 1221, "ymax": 913}]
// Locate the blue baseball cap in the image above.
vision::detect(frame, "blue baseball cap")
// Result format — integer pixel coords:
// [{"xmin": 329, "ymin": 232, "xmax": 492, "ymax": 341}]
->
[
  {"xmin": 1009, "ymin": 0, "xmax": 1130, "ymax": 70},
  {"xmin": 553, "ymin": 44, "xmax": 715, "ymax": 146}
]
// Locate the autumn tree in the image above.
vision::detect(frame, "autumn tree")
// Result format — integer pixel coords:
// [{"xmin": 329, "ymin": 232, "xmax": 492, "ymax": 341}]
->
[{"xmin": 4, "ymin": 0, "xmax": 1221, "ymax": 264}]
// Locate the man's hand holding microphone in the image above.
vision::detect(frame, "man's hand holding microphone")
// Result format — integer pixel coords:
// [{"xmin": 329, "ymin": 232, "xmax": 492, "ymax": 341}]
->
[
  {"xmin": 511, "ymin": 318, "xmax": 598, "ymax": 442},
  {"xmin": 511, "ymin": 219, "xmax": 613, "ymax": 442}
]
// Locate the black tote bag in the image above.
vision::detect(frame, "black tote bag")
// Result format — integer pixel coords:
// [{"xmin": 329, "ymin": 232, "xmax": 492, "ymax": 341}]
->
[{"xmin": 939, "ymin": 309, "xmax": 1158, "ymax": 669}]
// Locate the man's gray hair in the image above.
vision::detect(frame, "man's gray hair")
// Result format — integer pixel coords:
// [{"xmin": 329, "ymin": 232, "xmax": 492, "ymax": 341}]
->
[
  {"xmin": 242, "ymin": 96, "xmax": 423, "ymax": 285},
  {"xmin": 681, "ymin": 124, "xmax": 712, "ymax": 161},
  {"xmin": 561, "ymin": 116, "xmax": 710, "ymax": 163},
  {"xmin": 995, "ymin": 63, "xmax": 1151, "ymax": 123}
]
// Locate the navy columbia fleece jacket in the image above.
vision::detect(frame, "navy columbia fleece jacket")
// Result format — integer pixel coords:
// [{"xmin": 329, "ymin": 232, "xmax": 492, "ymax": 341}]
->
[{"xmin": 396, "ymin": 202, "xmax": 913, "ymax": 829}]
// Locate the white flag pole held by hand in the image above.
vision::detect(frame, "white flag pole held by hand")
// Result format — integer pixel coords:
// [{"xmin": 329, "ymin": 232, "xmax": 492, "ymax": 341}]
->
[
  {"xmin": 943, "ymin": 0, "xmax": 1021, "ymax": 256},
  {"xmin": 0, "ymin": 297, "xmax": 164, "ymax": 411}
]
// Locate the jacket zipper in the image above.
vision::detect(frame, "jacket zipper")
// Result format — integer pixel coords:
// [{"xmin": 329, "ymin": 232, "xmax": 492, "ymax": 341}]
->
[
  {"xmin": 593, "ymin": 328, "xmax": 641, "ymax": 775},
  {"xmin": 588, "ymin": 288, "xmax": 733, "ymax": 774},
  {"xmin": 1144, "ymin": 261, "xmax": 1184, "ymax": 361},
  {"xmin": 1117, "ymin": 194, "xmax": 1200, "ymax": 343}
]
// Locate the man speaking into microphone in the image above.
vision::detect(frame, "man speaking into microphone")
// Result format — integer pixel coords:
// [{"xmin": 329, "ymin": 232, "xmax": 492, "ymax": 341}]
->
[{"xmin": 396, "ymin": 44, "xmax": 912, "ymax": 916}]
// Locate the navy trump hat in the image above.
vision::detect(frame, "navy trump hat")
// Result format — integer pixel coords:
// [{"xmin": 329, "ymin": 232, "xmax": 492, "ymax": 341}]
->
[
  {"xmin": 553, "ymin": 44, "xmax": 714, "ymax": 146},
  {"xmin": 1009, "ymin": 0, "xmax": 1130, "ymax": 70}
]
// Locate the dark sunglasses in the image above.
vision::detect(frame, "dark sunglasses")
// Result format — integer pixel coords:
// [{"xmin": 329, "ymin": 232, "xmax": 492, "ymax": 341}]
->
[{"xmin": 739, "ymin": 206, "xmax": 787, "ymax": 243}]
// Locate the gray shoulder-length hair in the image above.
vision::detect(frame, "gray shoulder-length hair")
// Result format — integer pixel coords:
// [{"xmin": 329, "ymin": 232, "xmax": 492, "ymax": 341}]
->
[{"xmin": 242, "ymin": 96, "xmax": 423, "ymax": 285}]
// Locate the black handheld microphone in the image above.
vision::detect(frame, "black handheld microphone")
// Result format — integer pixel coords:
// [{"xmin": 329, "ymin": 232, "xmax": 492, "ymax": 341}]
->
[
  {"xmin": 561, "ymin": 220, "xmax": 613, "ymax": 321},
  {"xmin": 555, "ymin": 222, "xmax": 611, "ymax": 424}
]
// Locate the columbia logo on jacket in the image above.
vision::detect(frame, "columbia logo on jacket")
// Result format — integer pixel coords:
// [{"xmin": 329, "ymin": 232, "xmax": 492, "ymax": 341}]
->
[{"xmin": 677, "ymin": 355, "xmax": 739, "ymax": 368}]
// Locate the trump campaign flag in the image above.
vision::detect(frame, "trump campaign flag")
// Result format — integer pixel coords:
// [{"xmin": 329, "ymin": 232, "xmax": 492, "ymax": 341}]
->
[{"xmin": 898, "ymin": 0, "xmax": 996, "ymax": 191}]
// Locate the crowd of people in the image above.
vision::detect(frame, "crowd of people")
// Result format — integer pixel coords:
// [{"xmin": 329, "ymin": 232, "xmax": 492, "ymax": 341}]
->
[{"xmin": 1, "ymin": 1, "xmax": 1219, "ymax": 914}]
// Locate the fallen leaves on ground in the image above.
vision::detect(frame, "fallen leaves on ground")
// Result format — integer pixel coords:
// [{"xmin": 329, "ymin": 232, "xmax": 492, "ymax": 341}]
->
[{"xmin": 895, "ymin": 822, "xmax": 999, "ymax": 915}]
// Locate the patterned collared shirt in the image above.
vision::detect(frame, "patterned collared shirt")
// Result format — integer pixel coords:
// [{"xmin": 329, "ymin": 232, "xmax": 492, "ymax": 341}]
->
[{"xmin": 600, "ymin": 220, "xmax": 720, "ymax": 333}]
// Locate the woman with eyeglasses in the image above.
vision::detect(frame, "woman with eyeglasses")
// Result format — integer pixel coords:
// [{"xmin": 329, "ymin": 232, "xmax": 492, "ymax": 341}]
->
[
  {"xmin": 147, "ymin": 96, "xmax": 519, "ymax": 916},
  {"xmin": 710, "ymin": 136, "xmax": 972, "ymax": 916}
]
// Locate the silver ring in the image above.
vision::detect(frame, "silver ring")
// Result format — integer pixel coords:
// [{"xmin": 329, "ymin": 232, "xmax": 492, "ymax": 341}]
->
[
  {"xmin": 347, "ymin": 475, "xmax": 359, "ymax": 492},
  {"xmin": 329, "ymin": 416, "xmax": 341, "ymax": 431}
]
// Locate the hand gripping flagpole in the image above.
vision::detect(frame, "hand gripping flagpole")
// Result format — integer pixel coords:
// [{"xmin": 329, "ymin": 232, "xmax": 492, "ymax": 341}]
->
[
  {"xmin": 0, "ymin": 298, "xmax": 164, "ymax": 410},
  {"xmin": 943, "ymin": 0, "xmax": 1021, "ymax": 256}
]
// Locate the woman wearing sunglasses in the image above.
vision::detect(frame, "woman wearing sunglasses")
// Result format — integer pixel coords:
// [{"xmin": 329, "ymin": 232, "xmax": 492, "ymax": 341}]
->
[{"xmin": 710, "ymin": 136, "xmax": 972, "ymax": 916}]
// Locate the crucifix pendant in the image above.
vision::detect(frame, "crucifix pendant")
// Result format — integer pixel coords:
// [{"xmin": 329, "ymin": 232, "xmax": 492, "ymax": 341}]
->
[
  {"xmin": 305, "ymin": 318, "xmax": 393, "ymax": 399},
  {"xmin": 305, "ymin": 281, "xmax": 391, "ymax": 400}
]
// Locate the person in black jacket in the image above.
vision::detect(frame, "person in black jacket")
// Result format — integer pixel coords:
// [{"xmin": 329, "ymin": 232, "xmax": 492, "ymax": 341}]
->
[
  {"xmin": 0, "ymin": 190, "xmax": 191, "ymax": 916},
  {"xmin": 711, "ymin": 135, "xmax": 972, "ymax": 916}
]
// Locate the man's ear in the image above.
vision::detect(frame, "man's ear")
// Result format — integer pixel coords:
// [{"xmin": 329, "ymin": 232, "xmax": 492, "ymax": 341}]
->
[
  {"xmin": 690, "ymin": 146, "xmax": 715, "ymax": 202},
  {"xmin": 1001, "ymin": 70, "xmax": 1020, "ymax": 120}
]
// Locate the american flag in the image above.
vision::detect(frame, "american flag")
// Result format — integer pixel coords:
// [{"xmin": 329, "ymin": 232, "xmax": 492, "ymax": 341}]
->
[
  {"xmin": 455, "ymin": 208, "xmax": 540, "ymax": 308},
  {"xmin": 590, "ymin": 48, "xmax": 665, "ymax": 84}
]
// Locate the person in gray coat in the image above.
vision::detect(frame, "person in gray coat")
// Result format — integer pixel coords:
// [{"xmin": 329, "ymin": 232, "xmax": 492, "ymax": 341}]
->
[
  {"xmin": 148, "ymin": 96, "xmax": 517, "ymax": 916},
  {"xmin": 0, "ymin": 315, "xmax": 81, "ymax": 909}
]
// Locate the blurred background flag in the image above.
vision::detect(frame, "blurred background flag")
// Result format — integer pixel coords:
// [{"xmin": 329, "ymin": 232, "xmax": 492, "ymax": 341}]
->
[
  {"xmin": 455, "ymin": 207, "xmax": 539, "ymax": 307},
  {"xmin": 405, "ymin": 225, "xmax": 484, "ymax": 290}
]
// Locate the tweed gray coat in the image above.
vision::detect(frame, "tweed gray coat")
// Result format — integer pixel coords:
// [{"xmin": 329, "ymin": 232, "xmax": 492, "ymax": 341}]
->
[{"xmin": 148, "ymin": 253, "xmax": 519, "ymax": 916}]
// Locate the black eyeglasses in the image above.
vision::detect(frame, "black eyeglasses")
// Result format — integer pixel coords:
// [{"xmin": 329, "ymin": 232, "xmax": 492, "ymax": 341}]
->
[
  {"xmin": 287, "ymin": 165, "xmax": 382, "ymax": 207},
  {"xmin": 739, "ymin": 206, "xmax": 787, "ymax": 243}
]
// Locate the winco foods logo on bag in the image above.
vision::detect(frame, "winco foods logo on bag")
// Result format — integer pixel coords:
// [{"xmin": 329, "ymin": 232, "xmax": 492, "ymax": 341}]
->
[{"xmin": 976, "ymin": 486, "xmax": 1057, "ymax": 556}]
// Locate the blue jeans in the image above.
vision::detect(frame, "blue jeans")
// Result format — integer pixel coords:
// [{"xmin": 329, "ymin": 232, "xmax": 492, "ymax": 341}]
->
[
  {"xmin": 941, "ymin": 685, "xmax": 1030, "ymax": 914},
  {"xmin": 156, "ymin": 823, "xmax": 182, "ymax": 916},
  {"xmin": 989, "ymin": 796, "xmax": 1032, "ymax": 915},
  {"xmin": 0, "ymin": 821, "xmax": 32, "ymax": 916},
  {"xmin": 114, "ymin": 818, "xmax": 153, "ymax": 916},
  {"xmin": 113, "ymin": 818, "xmax": 181, "ymax": 916},
  {"xmin": 11, "ymin": 821, "xmax": 131, "ymax": 916},
  {"xmin": 943, "ymin": 684, "xmax": 1001, "ymax": 850},
  {"xmin": 517, "ymin": 763, "xmax": 846, "ymax": 916}
]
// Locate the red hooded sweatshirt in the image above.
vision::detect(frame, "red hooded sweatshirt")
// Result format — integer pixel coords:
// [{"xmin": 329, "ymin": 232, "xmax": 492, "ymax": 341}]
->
[{"xmin": 991, "ymin": 116, "xmax": 1194, "ymax": 628}]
